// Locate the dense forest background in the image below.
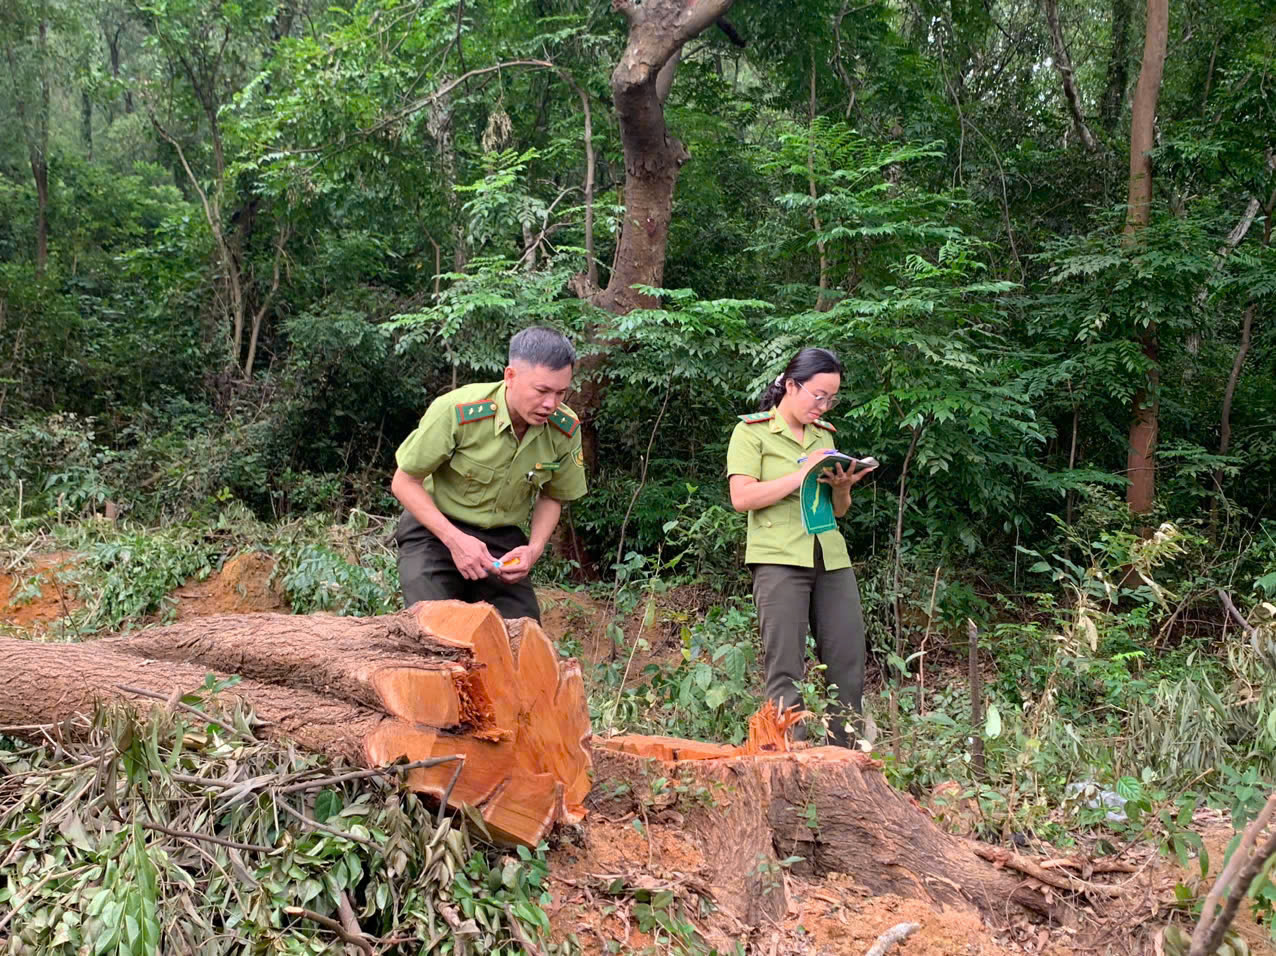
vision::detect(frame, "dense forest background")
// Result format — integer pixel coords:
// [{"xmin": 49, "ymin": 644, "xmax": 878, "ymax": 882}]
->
[
  {"xmin": 4, "ymin": 0, "xmax": 1276, "ymax": 950},
  {"xmin": 3, "ymin": 0, "xmax": 1274, "ymax": 557},
  {"xmin": 5, "ymin": 0, "xmax": 1276, "ymax": 777}
]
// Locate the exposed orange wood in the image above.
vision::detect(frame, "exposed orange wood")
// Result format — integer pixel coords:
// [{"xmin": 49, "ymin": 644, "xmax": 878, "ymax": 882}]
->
[
  {"xmin": 371, "ymin": 666, "xmax": 466, "ymax": 727},
  {"xmin": 597, "ymin": 734, "xmax": 738, "ymax": 761},
  {"xmin": 480, "ymin": 772, "xmax": 564, "ymax": 846}
]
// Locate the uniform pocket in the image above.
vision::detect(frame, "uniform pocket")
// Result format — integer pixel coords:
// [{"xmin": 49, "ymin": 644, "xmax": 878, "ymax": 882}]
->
[{"xmin": 451, "ymin": 451, "xmax": 496, "ymax": 497}]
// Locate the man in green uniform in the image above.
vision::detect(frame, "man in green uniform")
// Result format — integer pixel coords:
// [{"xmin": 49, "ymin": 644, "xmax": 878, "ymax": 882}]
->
[{"xmin": 390, "ymin": 327, "xmax": 587, "ymax": 622}]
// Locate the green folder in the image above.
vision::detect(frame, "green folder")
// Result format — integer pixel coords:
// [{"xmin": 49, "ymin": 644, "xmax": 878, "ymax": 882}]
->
[{"xmin": 799, "ymin": 452, "xmax": 878, "ymax": 535}]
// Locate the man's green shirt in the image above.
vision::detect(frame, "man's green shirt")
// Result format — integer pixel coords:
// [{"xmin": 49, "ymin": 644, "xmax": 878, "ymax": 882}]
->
[
  {"xmin": 396, "ymin": 381, "xmax": 587, "ymax": 529},
  {"xmin": 726, "ymin": 409, "xmax": 852, "ymax": 570}
]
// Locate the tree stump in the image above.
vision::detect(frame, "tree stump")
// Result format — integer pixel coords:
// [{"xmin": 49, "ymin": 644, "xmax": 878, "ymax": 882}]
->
[
  {"xmin": 593, "ymin": 708, "xmax": 1103, "ymax": 925},
  {"xmin": 0, "ymin": 601, "xmax": 591, "ymax": 847}
]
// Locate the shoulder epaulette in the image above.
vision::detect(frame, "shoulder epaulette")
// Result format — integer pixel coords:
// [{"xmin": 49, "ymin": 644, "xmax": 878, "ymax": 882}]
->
[
  {"xmin": 738, "ymin": 412, "xmax": 773, "ymax": 424},
  {"xmin": 548, "ymin": 407, "xmax": 580, "ymax": 437},
  {"xmin": 813, "ymin": 418, "xmax": 836, "ymax": 433},
  {"xmin": 455, "ymin": 399, "xmax": 499, "ymax": 425}
]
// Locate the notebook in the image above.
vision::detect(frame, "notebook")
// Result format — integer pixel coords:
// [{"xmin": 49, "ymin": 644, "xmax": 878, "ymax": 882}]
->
[{"xmin": 799, "ymin": 452, "xmax": 879, "ymax": 535}]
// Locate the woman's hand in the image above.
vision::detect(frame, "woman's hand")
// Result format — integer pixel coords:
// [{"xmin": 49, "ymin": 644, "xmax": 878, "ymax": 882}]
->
[{"xmin": 816, "ymin": 460, "xmax": 874, "ymax": 491}]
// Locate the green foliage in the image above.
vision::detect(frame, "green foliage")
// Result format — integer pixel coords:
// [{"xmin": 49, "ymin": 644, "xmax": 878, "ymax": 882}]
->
[
  {"xmin": 0, "ymin": 703, "xmax": 572, "ymax": 954},
  {"xmin": 597, "ymin": 598, "xmax": 762, "ymax": 746},
  {"xmin": 279, "ymin": 542, "xmax": 398, "ymax": 616}
]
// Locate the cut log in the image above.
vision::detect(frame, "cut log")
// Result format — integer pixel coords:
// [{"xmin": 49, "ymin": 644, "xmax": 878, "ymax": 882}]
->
[
  {"xmin": 0, "ymin": 637, "xmax": 387, "ymax": 766},
  {"xmin": 414, "ymin": 603, "xmax": 592, "ymax": 821},
  {"xmin": 100, "ymin": 609, "xmax": 496, "ymax": 734},
  {"xmin": 0, "ymin": 600, "xmax": 593, "ymax": 847},
  {"xmin": 592, "ymin": 731, "xmax": 1089, "ymax": 926}
]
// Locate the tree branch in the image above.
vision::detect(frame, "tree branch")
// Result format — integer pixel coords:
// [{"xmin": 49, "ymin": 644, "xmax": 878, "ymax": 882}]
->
[
  {"xmin": 1044, "ymin": 0, "xmax": 1097, "ymax": 151},
  {"xmin": 1189, "ymin": 792, "xmax": 1276, "ymax": 956},
  {"xmin": 283, "ymin": 907, "xmax": 375, "ymax": 956}
]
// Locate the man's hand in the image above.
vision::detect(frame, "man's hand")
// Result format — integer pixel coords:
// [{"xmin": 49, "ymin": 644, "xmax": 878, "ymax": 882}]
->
[
  {"xmin": 492, "ymin": 544, "xmax": 540, "ymax": 583},
  {"xmin": 447, "ymin": 533, "xmax": 496, "ymax": 581}
]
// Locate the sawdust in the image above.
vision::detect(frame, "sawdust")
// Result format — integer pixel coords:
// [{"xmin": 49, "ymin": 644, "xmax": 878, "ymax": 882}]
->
[
  {"xmin": 545, "ymin": 816, "xmax": 1035, "ymax": 955},
  {"xmin": 782, "ymin": 875, "xmax": 1020, "ymax": 954}
]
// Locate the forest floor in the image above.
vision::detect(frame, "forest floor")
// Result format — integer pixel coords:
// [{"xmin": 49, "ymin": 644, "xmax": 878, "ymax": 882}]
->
[{"xmin": 2, "ymin": 553, "xmax": 1274, "ymax": 955}]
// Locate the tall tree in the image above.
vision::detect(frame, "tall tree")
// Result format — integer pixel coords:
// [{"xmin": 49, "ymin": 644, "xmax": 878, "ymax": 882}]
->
[
  {"xmin": 1100, "ymin": 0, "xmax": 1133, "ymax": 135},
  {"xmin": 1044, "ymin": 0, "xmax": 1097, "ymax": 151},
  {"xmin": 137, "ymin": 0, "xmax": 288, "ymax": 378},
  {"xmin": 1122, "ymin": 0, "xmax": 1168, "ymax": 515},
  {"xmin": 2, "ymin": 0, "xmax": 52, "ymax": 274},
  {"xmin": 591, "ymin": 0, "xmax": 736, "ymax": 314}
]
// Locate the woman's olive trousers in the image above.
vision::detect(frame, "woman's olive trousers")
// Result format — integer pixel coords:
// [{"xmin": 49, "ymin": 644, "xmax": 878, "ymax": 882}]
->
[{"xmin": 751, "ymin": 545, "xmax": 865, "ymax": 747}]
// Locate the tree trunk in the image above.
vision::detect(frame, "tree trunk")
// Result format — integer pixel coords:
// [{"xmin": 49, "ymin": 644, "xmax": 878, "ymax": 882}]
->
[
  {"xmin": 1100, "ymin": 0, "xmax": 1132, "ymax": 135},
  {"xmin": 81, "ymin": 91, "xmax": 93, "ymax": 158},
  {"xmin": 1122, "ymin": 0, "xmax": 1168, "ymax": 516},
  {"xmin": 1044, "ymin": 0, "xmax": 1097, "ymax": 151},
  {"xmin": 0, "ymin": 601, "xmax": 592, "ymax": 847},
  {"xmin": 591, "ymin": 740, "xmax": 1086, "ymax": 926},
  {"xmin": 808, "ymin": 55, "xmax": 833, "ymax": 311},
  {"xmin": 590, "ymin": 0, "xmax": 734, "ymax": 314},
  {"xmin": 5, "ymin": 15, "xmax": 51, "ymax": 275}
]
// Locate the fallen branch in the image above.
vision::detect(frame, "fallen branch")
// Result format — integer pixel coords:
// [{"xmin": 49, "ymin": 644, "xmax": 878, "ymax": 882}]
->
[
  {"xmin": 1189, "ymin": 791, "xmax": 1276, "ymax": 956},
  {"xmin": 283, "ymin": 906, "xmax": 375, "ymax": 956},
  {"xmin": 1218, "ymin": 589, "xmax": 1258, "ymax": 638},
  {"xmin": 973, "ymin": 845, "xmax": 1129, "ymax": 898},
  {"xmin": 1038, "ymin": 856, "xmax": 1138, "ymax": 875},
  {"xmin": 278, "ymin": 757, "xmax": 462, "ymax": 794},
  {"xmin": 141, "ymin": 821, "xmax": 275, "ymax": 854},
  {"xmin": 278, "ymin": 800, "xmax": 379, "ymax": 848},
  {"xmin": 865, "ymin": 922, "xmax": 920, "ymax": 956},
  {"xmin": 504, "ymin": 903, "xmax": 548, "ymax": 955},
  {"xmin": 116, "ymin": 684, "xmax": 257, "ymax": 743}
]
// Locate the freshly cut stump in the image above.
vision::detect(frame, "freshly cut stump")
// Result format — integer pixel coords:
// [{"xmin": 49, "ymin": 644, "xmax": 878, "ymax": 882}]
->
[
  {"xmin": 594, "ymin": 706, "xmax": 1096, "ymax": 926},
  {"xmin": 0, "ymin": 601, "xmax": 591, "ymax": 846}
]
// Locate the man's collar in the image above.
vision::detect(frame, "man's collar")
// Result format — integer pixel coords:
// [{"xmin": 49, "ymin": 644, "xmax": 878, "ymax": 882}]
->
[{"xmin": 494, "ymin": 382, "xmax": 514, "ymax": 434}]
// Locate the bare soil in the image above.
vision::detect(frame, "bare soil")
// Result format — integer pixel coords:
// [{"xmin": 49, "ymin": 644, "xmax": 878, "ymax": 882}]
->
[{"xmin": 0, "ymin": 552, "xmax": 80, "ymax": 631}]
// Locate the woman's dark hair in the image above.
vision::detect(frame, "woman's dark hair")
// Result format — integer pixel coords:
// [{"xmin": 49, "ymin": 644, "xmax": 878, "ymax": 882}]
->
[{"xmin": 758, "ymin": 348, "xmax": 843, "ymax": 411}]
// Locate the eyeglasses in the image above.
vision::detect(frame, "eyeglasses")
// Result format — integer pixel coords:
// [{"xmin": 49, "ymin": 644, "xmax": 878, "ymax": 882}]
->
[{"xmin": 798, "ymin": 381, "xmax": 841, "ymax": 410}]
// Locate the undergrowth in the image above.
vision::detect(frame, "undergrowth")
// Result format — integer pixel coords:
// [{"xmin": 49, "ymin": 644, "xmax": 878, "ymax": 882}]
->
[{"xmin": 0, "ymin": 699, "xmax": 574, "ymax": 955}]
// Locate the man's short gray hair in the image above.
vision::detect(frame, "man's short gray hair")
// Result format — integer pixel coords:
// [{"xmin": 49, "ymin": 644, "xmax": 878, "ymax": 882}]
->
[{"xmin": 509, "ymin": 327, "xmax": 576, "ymax": 370}]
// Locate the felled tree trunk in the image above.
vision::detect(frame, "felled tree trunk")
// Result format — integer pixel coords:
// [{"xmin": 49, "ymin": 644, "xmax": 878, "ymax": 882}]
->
[
  {"xmin": 593, "ymin": 725, "xmax": 1116, "ymax": 925},
  {"xmin": 0, "ymin": 602, "xmax": 591, "ymax": 847}
]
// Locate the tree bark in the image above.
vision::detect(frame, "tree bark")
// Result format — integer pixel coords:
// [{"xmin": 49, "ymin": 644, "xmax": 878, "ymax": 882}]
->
[
  {"xmin": 1044, "ymin": 0, "xmax": 1097, "ymax": 151},
  {"xmin": 0, "ymin": 601, "xmax": 592, "ymax": 847},
  {"xmin": 1100, "ymin": 0, "xmax": 1132, "ymax": 135},
  {"xmin": 591, "ymin": 742, "xmax": 1081, "ymax": 925},
  {"xmin": 1211, "ymin": 302, "xmax": 1254, "ymax": 529},
  {"xmin": 1122, "ymin": 0, "xmax": 1168, "ymax": 516},
  {"xmin": 808, "ymin": 55, "xmax": 833, "ymax": 311},
  {"xmin": 3, "ymin": 14, "xmax": 51, "ymax": 275},
  {"xmin": 590, "ymin": 0, "xmax": 735, "ymax": 314}
]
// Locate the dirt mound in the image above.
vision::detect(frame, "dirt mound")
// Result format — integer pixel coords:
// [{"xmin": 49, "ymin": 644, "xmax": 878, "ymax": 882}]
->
[
  {"xmin": 0, "ymin": 552, "xmax": 79, "ymax": 631},
  {"xmin": 172, "ymin": 551, "xmax": 287, "ymax": 618}
]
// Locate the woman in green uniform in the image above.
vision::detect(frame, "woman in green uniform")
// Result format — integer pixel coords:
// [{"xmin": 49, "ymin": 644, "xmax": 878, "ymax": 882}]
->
[{"xmin": 727, "ymin": 347, "xmax": 873, "ymax": 747}]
